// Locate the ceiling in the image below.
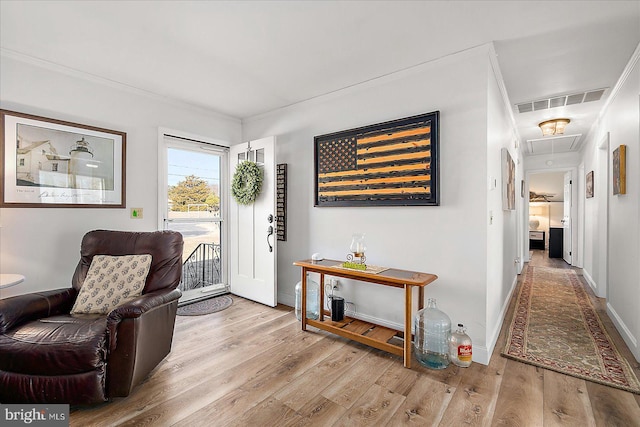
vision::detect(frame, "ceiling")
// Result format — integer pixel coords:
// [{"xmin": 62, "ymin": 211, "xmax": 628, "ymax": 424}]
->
[{"xmin": 1, "ymin": 1, "xmax": 639, "ymax": 153}]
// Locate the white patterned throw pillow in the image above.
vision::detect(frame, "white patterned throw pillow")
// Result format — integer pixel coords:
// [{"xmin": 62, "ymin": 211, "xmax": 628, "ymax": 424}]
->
[{"xmin": 71, "ymin": 254, "xmax": 152, "ymax": 315}]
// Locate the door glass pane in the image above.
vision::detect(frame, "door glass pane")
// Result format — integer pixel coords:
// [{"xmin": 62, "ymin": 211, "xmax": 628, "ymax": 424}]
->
[
  {"xmin": 238, "ymin": 152, "xmax": 245, "ymax": 162},
  {"xmin": 256, "ymin": 148, "xmax": 265, "ymax": 165},
  {"xmin": 166, "ymin": 147, "xmax": 224, "ymax": 294}
]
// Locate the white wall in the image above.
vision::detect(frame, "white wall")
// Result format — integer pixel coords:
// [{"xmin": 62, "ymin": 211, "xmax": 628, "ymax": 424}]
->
[
  {"xmin": 580, "ymin": 45, "xmax": 640, "ymax": 361},
  {"xmin": 0, "ymin": 56, "xmax": 241, "ymax": 298},
  {"xmin": 486, "ymin": 56, "xmax": 521, "ymax": 354},
  {"xmin": 243, "ymin": 45, "xmax": 517, "ymax": 364}
]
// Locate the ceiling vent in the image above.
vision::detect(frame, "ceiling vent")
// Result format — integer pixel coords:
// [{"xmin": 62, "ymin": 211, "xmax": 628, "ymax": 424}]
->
[
  {"xmin": 516, "ymin": 88, "xmax": 607, "ymax": 114},
  {"xmin": 525, "ymin": 134, "xmax": 583, "ymax": 156}
]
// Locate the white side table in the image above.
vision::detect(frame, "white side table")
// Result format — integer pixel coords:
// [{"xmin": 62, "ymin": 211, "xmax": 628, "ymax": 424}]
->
[{"xmin": 0, "ymin": 274, "xmax": 25, "ymax": 289}]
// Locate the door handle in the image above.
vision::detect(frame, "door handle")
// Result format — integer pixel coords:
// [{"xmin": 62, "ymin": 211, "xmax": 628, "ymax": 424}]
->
[{"xmin": 267, "ymin": 225, "xmax": 274, "ymax": 252}]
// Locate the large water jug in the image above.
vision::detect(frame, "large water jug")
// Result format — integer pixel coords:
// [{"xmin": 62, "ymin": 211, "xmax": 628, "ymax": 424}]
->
[
  {"xmin": 294, "ymin": 275, "xmax": 320, "ymax": 320},
  {"xmin": 414, "ymin": 298, "xmax": 451, "ymax": 369}
]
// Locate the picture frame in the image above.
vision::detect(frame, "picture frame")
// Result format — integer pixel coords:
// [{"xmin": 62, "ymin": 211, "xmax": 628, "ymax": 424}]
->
[
  {"xmin": 586, "ymin": 170, "xmax": 594, "ymax": 198},
  {"xmin": 1, "ymin": 109, "xmax": 126, "ymax": 208},
  {"xmin": 502, "ymin": 148, "xmax": 515, "ymax": 210},
  {"xmin": 612, "ymin": 145, "xmax": 626, "ymax": 195},
  {"xmin": 314, "ymin": 111, "xmax": 439, "ymax": 207}
]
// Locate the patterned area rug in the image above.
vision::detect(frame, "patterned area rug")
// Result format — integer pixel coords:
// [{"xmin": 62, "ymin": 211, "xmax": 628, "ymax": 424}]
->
[
  {"xmin": 177, "ymin": 295, "xmax": 233, "ymax": 316},
  {"xmin": 502, "ymin": 266, "xmax": 640, "ymax": 394}
]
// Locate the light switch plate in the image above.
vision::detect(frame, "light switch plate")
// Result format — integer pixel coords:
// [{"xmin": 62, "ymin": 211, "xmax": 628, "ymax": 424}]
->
[{"xmin": 131, "ymin": 208, "xmax": 143, "ymax": 219}]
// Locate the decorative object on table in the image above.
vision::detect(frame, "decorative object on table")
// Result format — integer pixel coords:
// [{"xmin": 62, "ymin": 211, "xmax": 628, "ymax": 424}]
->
[
  {"xmin": 528, "ymin": 203, "xmax": 545, "ymax": 230},
  {"xmin": 314, "ymin": 111, "xmax": 440, "ymax": 207},
  {"xmin": 613, "ymin": 145, "xmax": 626, "ymax": 195},
  {"xmin": 414, "ymin": 298, "xmax": 451, "ymax": 369},
  {"xmin": 586, "ymin": 170, "xmax": 594, "ymax": 198},
  {"xmin": 0, "ymin": 109, "xmax": 126, "ymax": 208},
  {"xmin": 501, "ymin": 148, "xmax": 516, "ymax": 211},
  {"xmin": 333, "ymin": 263, "xmax": 389, "ymax": 274},
  {"xmin": 449, "ymin": 323, "xmax": 472, "ymax": 367},
  {"xmin": 502, "ymin": 266, "xmax": 640, "ymax": 394},
  {"xmin": 347, "ymin": 233, "xmax": 366, "ymax": 264},
  {"xmin": 295, "ymin": 274, "xmax": 319, "ymax": 321},
  {"xmin": 177, "ymin": 295, "xmax": 233, "ymax": 316},
  {"xmin": 231, "ymin": 160, "xmax": 263, "ymax": 205},
  {"xmin": 331, "ymin": 296, "xmax": 345, "ymax": 321},
  {"xmin": 276, "ymin": 163, "xmax": 287, "ymax": 240}
]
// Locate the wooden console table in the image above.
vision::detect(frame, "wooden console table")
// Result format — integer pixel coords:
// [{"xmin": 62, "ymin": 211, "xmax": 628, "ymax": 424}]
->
[{"xmin": 293, "ymin": 259, "xmax": 438, "ymax": 368}]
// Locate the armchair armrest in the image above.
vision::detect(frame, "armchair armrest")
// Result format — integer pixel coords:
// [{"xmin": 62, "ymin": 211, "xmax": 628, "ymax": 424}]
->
[
  {"xmin": 106, "ymin": 288, "xmax": 181, "ymax": 351},
  {"xmin": 0, "ymin": 288, "xmax": 77, "ymax": 333}
]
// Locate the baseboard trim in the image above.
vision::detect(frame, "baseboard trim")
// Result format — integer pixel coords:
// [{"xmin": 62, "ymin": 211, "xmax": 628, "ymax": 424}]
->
[
  {"xmin": 582, "ymin": 269, "xmax": 599, "ymax": 296},
  {"xmin": 606, "ymin": 302, "xmax": 639, "ymax": 362},
  {"xmin": 278, "ymin": 293, "xmax": 295, "ymax": 309},
  {"xmin": 483, "ymin": 274, "xmax": 519, "ymax": 365}
]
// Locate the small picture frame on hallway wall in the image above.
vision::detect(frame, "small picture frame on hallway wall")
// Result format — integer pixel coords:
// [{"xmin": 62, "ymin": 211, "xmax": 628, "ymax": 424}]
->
[
  {"xmin": 586, "ymin": 171, "xmax": 594, "ymax": 198},
  {"xmin": 612, "ymin": 145, "xmax": 626, "ymax": 195},
  {"xmin": 501, "ymin": 148, "xmax": 515, "ymax": 210}
]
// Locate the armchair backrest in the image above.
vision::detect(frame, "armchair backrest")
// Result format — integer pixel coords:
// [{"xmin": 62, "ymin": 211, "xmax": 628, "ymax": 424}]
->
[{"xmin": 72, "ymin": 230, "xmax": 184, "ymax": 294}]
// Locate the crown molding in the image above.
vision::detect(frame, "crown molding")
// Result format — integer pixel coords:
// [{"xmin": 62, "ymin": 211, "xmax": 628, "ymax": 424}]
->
[
  {"xmin": 587, "ymin": 41, "xmax": 640, "ymax": 138},
  {"xmin": 487, "ymin": 42, "xmax": 522, "ymax": 153},
  {"xmin": 0, "ymin": 47, "xmax": 240, "ymax": 124}
]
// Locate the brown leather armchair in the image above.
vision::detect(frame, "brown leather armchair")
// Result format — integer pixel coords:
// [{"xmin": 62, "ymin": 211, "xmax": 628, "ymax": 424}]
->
[{"xmin": 0, "ymin": 230, "xmax": 183, "ymax": 404}]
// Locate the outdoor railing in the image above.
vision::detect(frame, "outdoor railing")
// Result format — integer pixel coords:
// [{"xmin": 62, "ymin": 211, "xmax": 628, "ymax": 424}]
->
[{"xmin": 180, "ymin": 243, "xmax": 222, "ymax": 292}]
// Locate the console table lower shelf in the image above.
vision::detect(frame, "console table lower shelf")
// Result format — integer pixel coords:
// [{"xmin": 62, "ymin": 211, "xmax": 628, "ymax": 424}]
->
[
  {"xmin": 306, "ymin": 312, "xmax": 404, "ymax": 357},
  {"xmin": 293, "ymin": 258, "xmax": 438, "ymax": 369}
]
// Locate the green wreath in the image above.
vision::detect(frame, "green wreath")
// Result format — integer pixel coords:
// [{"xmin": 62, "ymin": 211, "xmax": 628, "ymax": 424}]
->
[{"xmin": 231, "ymin": 161, "xmax": 263, "ymax": 205}]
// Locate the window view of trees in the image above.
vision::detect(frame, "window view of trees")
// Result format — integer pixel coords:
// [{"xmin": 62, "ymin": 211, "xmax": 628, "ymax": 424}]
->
[{"xmin": 168, "ymin": 174, "xmax": 220, "ymax": 213}]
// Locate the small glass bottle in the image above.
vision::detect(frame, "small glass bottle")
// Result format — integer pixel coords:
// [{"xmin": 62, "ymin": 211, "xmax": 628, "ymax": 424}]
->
[
  {"xmin": 449, "ymin": 323, "xmax": 473, "ymax": 367},
  {"xmin": 294, "ymin": 275, "xmax": 320, "ymax": 321},
  {"xmin": 414, "ymin": 298, "xmax": 451, "ymax": 369}
]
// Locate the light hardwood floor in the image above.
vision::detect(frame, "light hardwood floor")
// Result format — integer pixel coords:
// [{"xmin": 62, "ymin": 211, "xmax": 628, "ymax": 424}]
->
[{"xmin": 71, "ymin": 252, "xmax": 640, "ymax": 426}]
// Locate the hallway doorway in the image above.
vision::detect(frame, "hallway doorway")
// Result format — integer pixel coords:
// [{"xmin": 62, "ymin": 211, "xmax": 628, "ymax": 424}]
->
[{"xmin": 525, "ymin": 168, "xmax": 580, "ymax": 267}]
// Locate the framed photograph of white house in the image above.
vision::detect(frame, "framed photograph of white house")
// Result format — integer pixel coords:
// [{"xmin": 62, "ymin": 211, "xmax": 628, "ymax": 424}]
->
[{"xmin": 0, "ymin": 109, "xmax": 126, "ymax": 208}]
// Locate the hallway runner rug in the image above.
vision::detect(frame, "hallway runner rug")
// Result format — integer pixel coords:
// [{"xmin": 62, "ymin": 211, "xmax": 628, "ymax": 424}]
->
[{"xmin": 501, "ymin": 266, "xmax": 640, "ymax": 394}]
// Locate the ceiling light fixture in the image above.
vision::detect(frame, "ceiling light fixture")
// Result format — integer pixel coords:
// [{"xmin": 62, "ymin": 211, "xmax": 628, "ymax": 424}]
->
[{"xmin": 538, "ymin": 118, "xmax": 570, "ymax": 136}]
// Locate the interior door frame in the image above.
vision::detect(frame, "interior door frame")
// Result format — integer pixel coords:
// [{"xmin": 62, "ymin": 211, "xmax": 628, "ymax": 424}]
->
[
  {"xmin": 157, "ymin": 127, "xmax": 231, "ymax": 283},
  {"xmin": 524, "ymin": 166, "xmax": 581, "ymax": 266},
  {"xmin": 596, "ymin": 132, "xmax": 610, "ymax": 299}
]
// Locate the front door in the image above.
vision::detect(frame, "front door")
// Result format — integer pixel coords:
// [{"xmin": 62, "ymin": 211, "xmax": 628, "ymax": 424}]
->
[
  {"xmin": 229, "ymin": 136, "xmax": 277, "ymax": 306},
  {"xmin": 563, "ymin": 171, "xmax": 572, "ymax": 264}
]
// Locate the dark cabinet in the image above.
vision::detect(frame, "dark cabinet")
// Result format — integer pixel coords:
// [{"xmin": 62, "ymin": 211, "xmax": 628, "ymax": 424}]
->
[
  {"xmin": 529, "ymin": 230, "xmax": 545, "ymax": 250},
  {"xmin": 549, "ymin": 227, "xmax": 563, "ymax": 258}
]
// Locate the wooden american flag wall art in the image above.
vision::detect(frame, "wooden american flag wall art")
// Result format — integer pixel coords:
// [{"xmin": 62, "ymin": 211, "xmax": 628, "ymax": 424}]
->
[{"xmin": 314, "ymin": 111, "xmax": 440, "ymax": 207}]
